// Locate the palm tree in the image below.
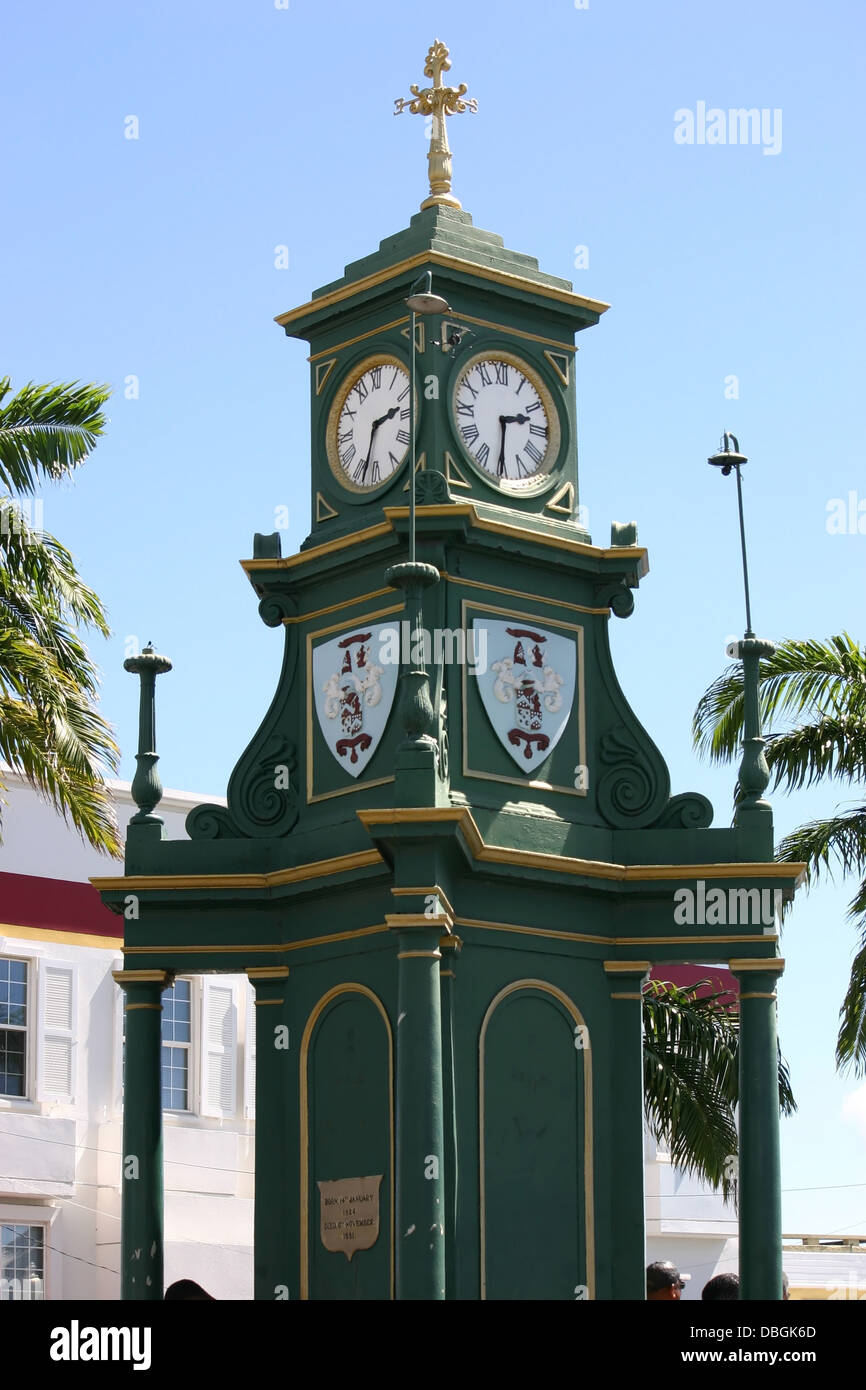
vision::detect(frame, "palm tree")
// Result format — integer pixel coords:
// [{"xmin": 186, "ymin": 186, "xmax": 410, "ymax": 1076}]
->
[
  {"xmin": 693, "ymin": 634, "xmax": 866, "ymax": 1073},
  {"xmin": 643, "ymin": 977, "xmax": 796, "ymax": 1202},
  {"xmin": 0, "ymin": 375, "xmax": 120, "ymax": 854}
]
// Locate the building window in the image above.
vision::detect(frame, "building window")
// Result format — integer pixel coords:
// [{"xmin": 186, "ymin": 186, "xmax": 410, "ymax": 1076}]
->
[
  {"xmin": 0, "ymin": 960, "xmax": 28, "ymax": 1098},
  {"xmin": 0, "ymin": 1223, "xmax": 44, "ymax": 1300},
  {"xmin": 161, "ymin": 979, "xmax": 191, "ymax": 1112}
]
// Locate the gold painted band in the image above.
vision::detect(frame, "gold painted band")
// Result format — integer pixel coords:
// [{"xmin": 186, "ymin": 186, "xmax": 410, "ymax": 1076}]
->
[
  {"xmin": 609, "ymin": 992, "xmax": 643, "ymax": 1000},
  {"xmin": 397, "ymin": 949, "xmax": 442, "ymax": 960},
  {"xmin": 255, "ymin": 998, "xmax": 285, "ymax": 1006},
  {"xmin": 739, "ymin": 991, "xmax": 778, "ymax": 1001},
  {"xmin": 729, "ymin": 957, "xmax": 786, "ymax": 973},
  {"xmin": 125, "ymin": 1002, "xmax": 162, "ymax": 1011}
]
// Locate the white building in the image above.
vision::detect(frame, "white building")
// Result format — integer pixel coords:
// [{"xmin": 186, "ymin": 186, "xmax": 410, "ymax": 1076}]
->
[
  {"xmin": 1, "ymin": 768, "xmax": 862, "ymax": 1300},
  {"xmin": 0, "ymin": 770, "xmax": 254, "ymax": 1300}
]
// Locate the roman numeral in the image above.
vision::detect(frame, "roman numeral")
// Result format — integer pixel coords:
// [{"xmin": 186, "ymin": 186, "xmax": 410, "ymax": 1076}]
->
[
  {"xmin": 397, "ymin": 385, "xmax": 410, "ymax": 402},
  {"xmin": 355, "ymin": 379, "xmax": 369, "ymax": 401},
  {"xmin": 476, "ymin": 442, "xmax": 490, "ymax": 468},
  {"xmin": 525, "ymin": 399, "xmax": 542, "ymax": 412},
  {"xmin": 396, "ymin": 429, "xmax": 410, "ymax": 446},
  {"xmin": 370, "ymin": 366, "xmax": 382, "ymax": 389},
  {"xmin": 477, "ymin": 363, "xmax": 492, "ymax": 386},
  {"xmin": 388, "ymin": 451, "xmax": 400, "ymax": 470},
  {"xmin": 340, "ymin": 443, "xmax": 356, "ymax": 468},
  {"xmin": 462, "ymin": 377, "xmax": 479, "ymax": 400},
  {"xmin": 524, "ymin": 439, "xmax": 544, "ymax": 466},
  {"xmin": 461, "ymin": 423, "xmax": 479, "ymax": 445},
  {"xmin": 514, "ymin": 454, "xmax": 530, "ymax": 477},
  {"xmin": 400, "ymin": 408, "xmax": 410, "ymax": 420},
  {"xmin": 456, "ymin": 400, "xmax": 475, "ymax": 417},
  {"xmin": 515, "ymin": 375, "xmax": 526, "ymax": 394},
  {"xmin": 352, "ymin": 456, "xmax": 367, "ymax": 481},
  {"xmin": 337, "ymin": 430, "xmax": 352, "ymax": 447},
  {"xmin": 390, "ymin": 368, "xmax": 399, "ymax": 389},
  {"xmin": 342, "ymin": 405, "xmax": 356, "ymax": 421},
  {"xmin": 493, "ymin": 361, "xmax": 508, "ymax": 385},
  {"xmin": 369, "ymin": 459, "xmax": 380, "ymax": 483},
  {"xmin": 529, "ymin": 422, "xmax": 548, "ymax": 438}
]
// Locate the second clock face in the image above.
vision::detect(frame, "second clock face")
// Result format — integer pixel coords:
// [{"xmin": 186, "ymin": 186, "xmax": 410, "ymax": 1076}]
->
[
  {"xmin": 327, "ymin": 355, "xmax": 412, "ymax": 492},
  {"xmin": 451, "ymin": 352, "xmax": 560, "ymax": 490}
]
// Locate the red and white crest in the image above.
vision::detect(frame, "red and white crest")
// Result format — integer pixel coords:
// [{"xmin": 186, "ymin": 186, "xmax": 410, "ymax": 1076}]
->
[
  {"xmin": 474, "ymin": 619, "xmax": 576, "ymax": 774},
  {"xmin": 313, "ymin": 626, "xmax": 398, "ymax": 778}
]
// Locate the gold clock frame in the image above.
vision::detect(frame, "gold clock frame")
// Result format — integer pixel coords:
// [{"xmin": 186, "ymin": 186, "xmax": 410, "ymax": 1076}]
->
[
  {"xmin": 325, "ymin": 353, "xmax": 416, "ymax": 497},
  {"xmin": 449, "ymin": 349, "xmax": 562, "ymax": 497}
]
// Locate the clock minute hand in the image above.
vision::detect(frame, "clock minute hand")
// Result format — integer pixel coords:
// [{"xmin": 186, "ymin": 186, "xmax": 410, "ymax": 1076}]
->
[
  {"xmin": 361, "ymin": 408, "xmax": 399, "ymax": 481},
  {"xmin": 497, "ymin": 415, "xmax": 508, "ymax": 477}
]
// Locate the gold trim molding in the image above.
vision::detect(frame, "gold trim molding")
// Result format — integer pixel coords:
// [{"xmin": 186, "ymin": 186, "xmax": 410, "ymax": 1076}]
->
[{"xmin": 276, "ymin": 250, "xmax": 610, "ymax": 330}]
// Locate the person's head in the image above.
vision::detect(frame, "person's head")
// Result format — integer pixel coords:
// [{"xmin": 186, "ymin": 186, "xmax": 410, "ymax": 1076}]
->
[
  {"xmin": 702, "ymin": 1272, "xmax": 740, "ymax": 1301},
  {"xmin": 164, "ymin": 1278, "xmax": 215, "ymax": 1301},
  {"xmin": 647, "ymin": 1260, "xmax": 689, "ymax": 1301},
  {"xmin": 782, "ymin": 1272, "xmax": 790, "ymax": 1301}
]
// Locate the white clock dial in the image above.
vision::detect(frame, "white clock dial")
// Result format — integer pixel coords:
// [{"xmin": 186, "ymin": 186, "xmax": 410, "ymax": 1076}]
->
[
  {"xmin": 452, "ymin": 354, "xmax": 556, "ymax": 486},
  {"xmin": 330, "ymin": 356, "xmax": 412, "ymax": 490}
]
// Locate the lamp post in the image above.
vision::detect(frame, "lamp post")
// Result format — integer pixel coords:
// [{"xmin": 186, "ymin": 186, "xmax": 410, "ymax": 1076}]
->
[
  {"xmin": 404, "ymin": 271, "xmax": 451, "ymax": 565},
  {"xmin": 708, "ymin": 432, "xmax": 783, "ymax": 1303},
  {"xmin": 707, "ymin": 433, "xmax": 775, "ymax": 828},
  {"xmin": 385, "ymin": 272, "xmax": 451, "ymax": 758}
]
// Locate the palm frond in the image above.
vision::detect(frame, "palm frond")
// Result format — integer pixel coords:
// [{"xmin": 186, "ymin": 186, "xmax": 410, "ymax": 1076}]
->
[{"xmin": 0, "ymin": 378, "xmax": 110, "ymax": 494}]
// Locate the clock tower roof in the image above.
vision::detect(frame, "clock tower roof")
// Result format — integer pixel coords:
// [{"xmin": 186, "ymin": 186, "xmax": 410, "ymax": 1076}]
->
[{"xmin": 276, "ymin": 203, "xmax": 609, "ymax": 344}]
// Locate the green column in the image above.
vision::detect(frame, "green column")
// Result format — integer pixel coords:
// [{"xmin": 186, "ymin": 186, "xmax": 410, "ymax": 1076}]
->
[
  {"xmin": 732, "ymin": 958, "xmax": 785, "ymax": 1300},
  {"xmin": 439, "ymin": 936, "xmax": 461, "ymax": 1300},
  {"xmin": 114, "ymin": 969, "xmax": 169, "ymax": 1301},
  {"xmin": 604, "ymin": 961, "xmax": 650, "ymax": 1301},
  {"xmin": 247, "ymin": 967, "xmax": 293, "ymax": 1301},
  {"xmin": 391, "ymin": 917, "xmax": 448, "ymax": 1300}
]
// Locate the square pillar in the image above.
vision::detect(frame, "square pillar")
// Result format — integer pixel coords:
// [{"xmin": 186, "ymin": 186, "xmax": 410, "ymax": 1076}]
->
[{"xmin": 604, "ymin": 961, "xmax": 650, "ymax": 1300}]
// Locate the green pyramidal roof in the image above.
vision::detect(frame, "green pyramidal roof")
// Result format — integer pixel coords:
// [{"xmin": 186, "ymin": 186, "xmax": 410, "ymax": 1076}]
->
[
  {"xmin": 312, "ymin": 204, "xmax": 576, "ymax": 299},
  {"xmin": 277, "ymin": 203, "xmax": 608, "ymax": 339}
]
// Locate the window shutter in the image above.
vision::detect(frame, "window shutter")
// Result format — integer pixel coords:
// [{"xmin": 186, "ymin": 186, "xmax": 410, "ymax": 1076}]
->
[
  {"xmin": 38, "ymin": 964, "xmax": 76, "ymax": 1102},
  {"xmin": 244, "ymin": 980, "xmax": 256, "ymax": 1119},
  {"xmin": 200, "ymin": 980, "xmax": 237, "ymax": 1118}
]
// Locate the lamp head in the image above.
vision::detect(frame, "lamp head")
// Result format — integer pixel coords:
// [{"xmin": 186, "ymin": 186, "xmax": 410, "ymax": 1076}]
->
[
  {"xmin": 405, "ymin": 270, "xmax": 451, "ymax": 316},
  {"xmin": 708, "ymin": 430, "xmax": 748, "ymax": 476}
]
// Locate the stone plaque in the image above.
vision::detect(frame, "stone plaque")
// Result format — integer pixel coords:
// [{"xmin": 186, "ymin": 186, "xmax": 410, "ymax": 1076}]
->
[{"xmin": 317, "ymin": 1175, "xmax": 383, "ymax": 1260}]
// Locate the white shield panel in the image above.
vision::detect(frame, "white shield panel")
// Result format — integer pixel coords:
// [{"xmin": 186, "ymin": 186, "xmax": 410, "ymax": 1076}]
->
[
  {"xmin": 473, "ymin": 618, "xmax": 576, "ymax": 775},
  {"xmin": 313, "ymin": 625, "xmax": 399, "ymax": 778}
]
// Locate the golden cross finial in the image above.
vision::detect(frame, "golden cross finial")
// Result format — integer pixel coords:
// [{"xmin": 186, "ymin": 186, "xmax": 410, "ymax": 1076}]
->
[{"xmin": 394, "ymin": 40, "xmax": 478, "ymax": 211}]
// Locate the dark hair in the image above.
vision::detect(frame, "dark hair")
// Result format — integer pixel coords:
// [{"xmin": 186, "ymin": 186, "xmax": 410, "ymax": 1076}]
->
[
  {"xmin": 164, "ymin": 1278, "xmax": 216, "ymax": 1301},
  {"xmin": 702, "ymin": 1272, "xmax": 740, "ymax": 1301}
]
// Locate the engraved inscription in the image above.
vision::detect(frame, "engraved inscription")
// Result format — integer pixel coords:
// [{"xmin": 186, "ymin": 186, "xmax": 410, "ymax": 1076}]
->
[{"xmin": 317, "ymin": 1174, "xmax": 383, "ymax": 1261}]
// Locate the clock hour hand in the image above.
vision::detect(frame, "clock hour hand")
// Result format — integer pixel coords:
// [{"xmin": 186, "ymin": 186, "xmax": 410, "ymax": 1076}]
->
[{"xmin": 501, "ymin": 414, "xmax": 530, "ymax": 426}]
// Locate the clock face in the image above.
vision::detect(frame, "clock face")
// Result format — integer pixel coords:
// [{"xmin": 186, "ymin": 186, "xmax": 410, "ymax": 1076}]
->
[
  {"xmin": 327, "ymin": 355, "xmax": 412, "ymax": 493},
  {"xmin": 451, "ymin": 352, "xmax": 560, "ymax": 490}
]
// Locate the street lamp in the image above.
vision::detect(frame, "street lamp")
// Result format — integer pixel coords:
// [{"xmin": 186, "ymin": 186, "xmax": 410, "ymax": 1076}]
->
[
  {"xmin": 707, "ymin": 431, "xmax": 775, "ymax": 830},
  {"xmin": 385, "ymin": 272, "xmax": 450, "ymax": 760},
  {"xmin": 404, "ymin": 271, "xmax": 451, "ymax": 565}
]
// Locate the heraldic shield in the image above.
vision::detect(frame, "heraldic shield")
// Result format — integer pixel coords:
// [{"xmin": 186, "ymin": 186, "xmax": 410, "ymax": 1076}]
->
[
  {"xmin": 473, "ymin": 618, "xmax": 576, "ymax": 775},
  {"xmin": 312, "ymin": 626, "xmax": 399, "ymax": 778}
]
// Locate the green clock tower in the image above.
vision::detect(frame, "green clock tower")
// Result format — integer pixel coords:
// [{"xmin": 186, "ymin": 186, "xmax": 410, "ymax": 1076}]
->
[{"xmin": 97, "ymin": 42, "xmax": 801, "ymax": 1301}]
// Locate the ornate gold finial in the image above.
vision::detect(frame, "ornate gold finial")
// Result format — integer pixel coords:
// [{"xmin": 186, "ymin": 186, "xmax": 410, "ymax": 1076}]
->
[{"xmin": 394, "ymin": 40, "xmax": 478, "ymax": 212}]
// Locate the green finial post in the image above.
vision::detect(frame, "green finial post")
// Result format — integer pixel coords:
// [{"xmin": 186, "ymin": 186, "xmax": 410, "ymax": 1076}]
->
[{"xmin": 123, "ymin": 642, "xmax": 172, "ymax": 827}]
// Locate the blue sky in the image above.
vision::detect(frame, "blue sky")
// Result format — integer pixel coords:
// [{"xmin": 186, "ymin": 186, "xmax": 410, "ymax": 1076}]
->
[{"xmin": 2, "ymin": 0, "xmax": 864, "ymax": 1237}]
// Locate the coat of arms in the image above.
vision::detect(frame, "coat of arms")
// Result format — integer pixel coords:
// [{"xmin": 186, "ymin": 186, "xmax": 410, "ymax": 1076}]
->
[
  {"xmin": 473, "ymin": 619, "xmax": 576, "ymax": 774},
  {"xmin": 312, "ymin": 627, "xmax": 399, "ymax": 778}
]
